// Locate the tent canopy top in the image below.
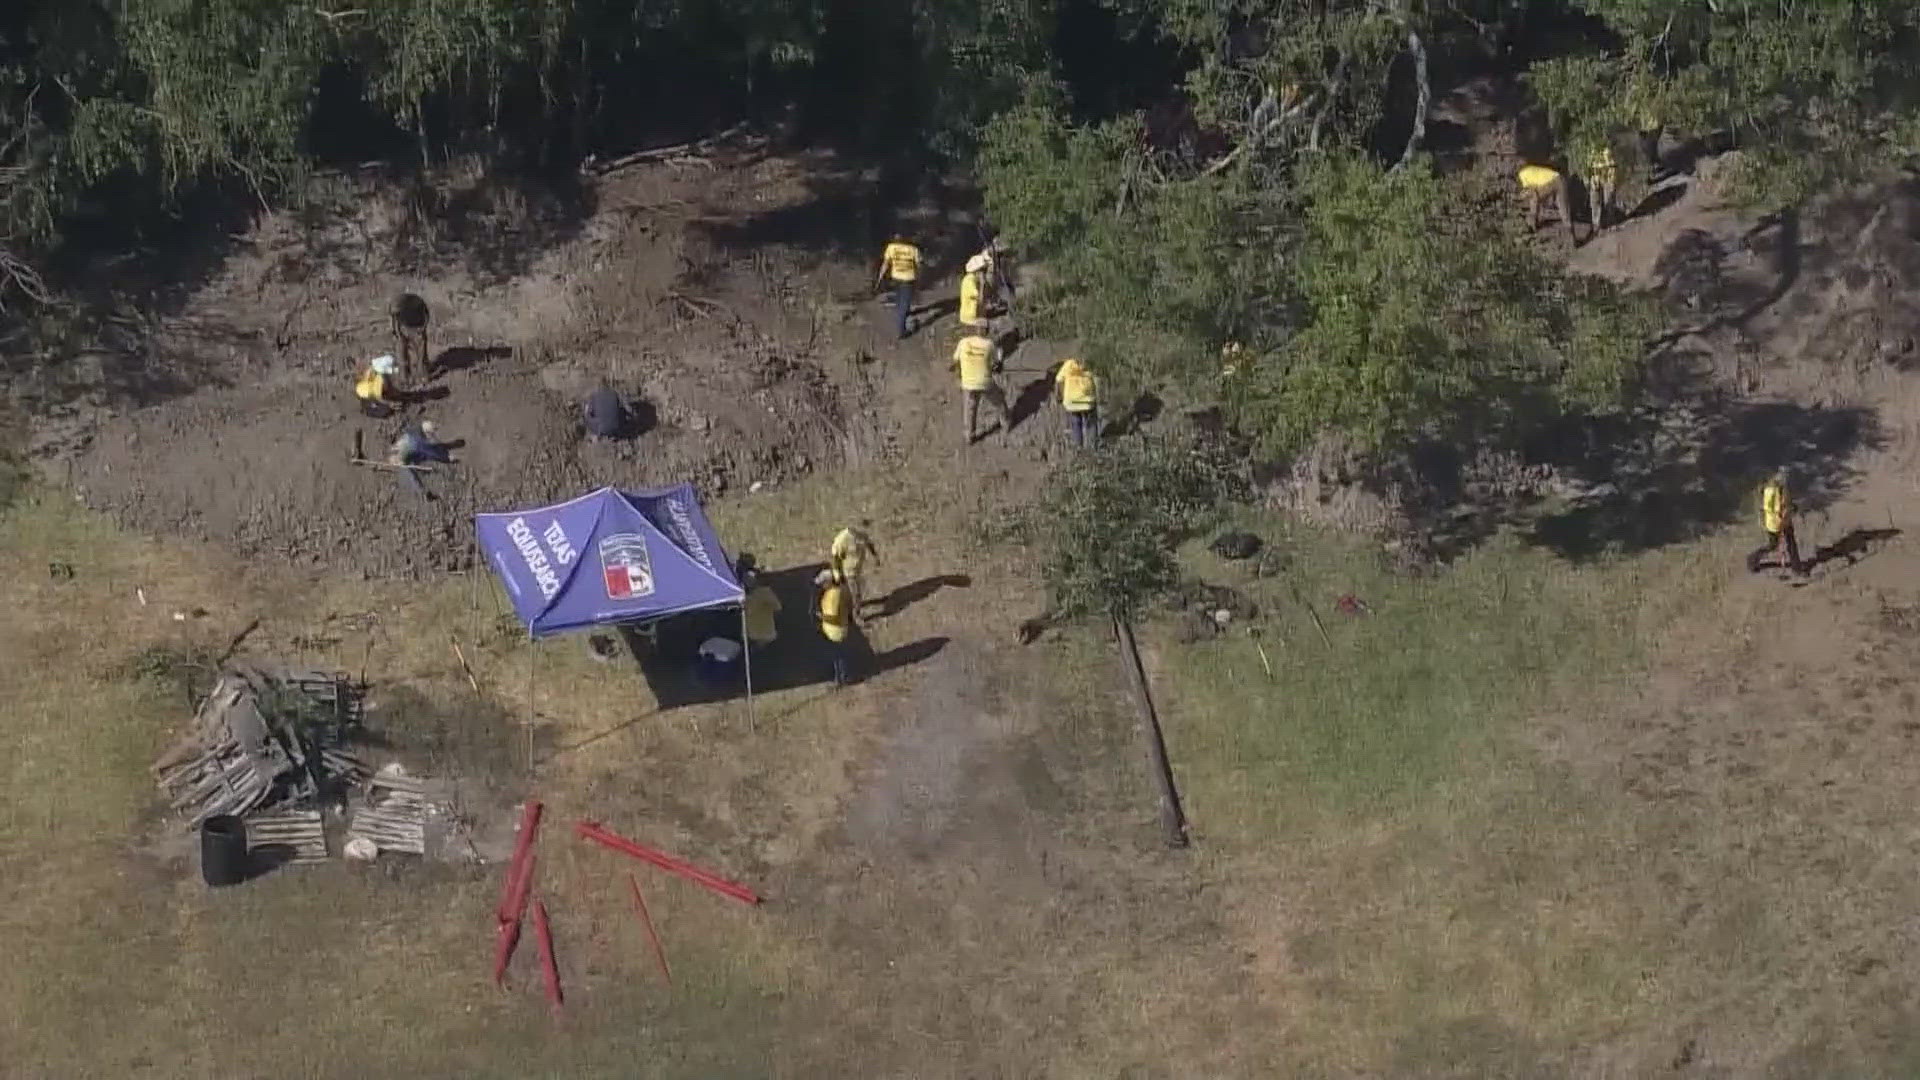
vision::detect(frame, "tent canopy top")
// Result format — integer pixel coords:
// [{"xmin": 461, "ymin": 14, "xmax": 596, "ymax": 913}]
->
[{"xmin": 475, "ymin": 484, "xmax": 743, "ymax": 638}]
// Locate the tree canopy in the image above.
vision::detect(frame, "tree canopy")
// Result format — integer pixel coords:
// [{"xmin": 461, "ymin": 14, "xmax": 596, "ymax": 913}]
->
[{"xmin": 3, "ymin": 0, "xmax": 1913, "ymax": 452}]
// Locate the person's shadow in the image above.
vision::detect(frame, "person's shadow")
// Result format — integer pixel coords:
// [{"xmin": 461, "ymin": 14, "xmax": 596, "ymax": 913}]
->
[
  {"xmin": 1808, "ymin": 527, "xmax": 1901, "ymax": 571},
  {"xmin": 429, "ymin": 345, "xmax": 512, "ymax": 378},
  {"xmin": 1008, "ymin": 376, "xmax": 1051, "ymax": 431},
  {"xmin": 867, "ymin": 574, "xmax": 971, "ymax": 619},
  {"xmin": 911, "ymin": 297, "xmax": 960, "ymax": 324}
]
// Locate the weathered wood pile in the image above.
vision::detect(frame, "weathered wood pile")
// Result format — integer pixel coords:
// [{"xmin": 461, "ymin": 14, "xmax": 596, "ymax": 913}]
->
[
  {"xmin": 346, "ymin": 767, "xmax": 452, "ymax": 857},
  {"xmin": 152, "ymin": 664, "xmax": 367, "ymax": 826}
]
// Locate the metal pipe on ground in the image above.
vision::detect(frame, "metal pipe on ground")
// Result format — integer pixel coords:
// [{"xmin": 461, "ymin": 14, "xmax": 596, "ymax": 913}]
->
[{"xmin": 575, "ymin": 821, "xmax": 761, "ymax": 906}]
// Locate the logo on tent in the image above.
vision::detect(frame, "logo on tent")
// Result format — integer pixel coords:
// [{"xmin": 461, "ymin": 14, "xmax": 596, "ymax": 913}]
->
[{"xmin": 599, "ymin": 533, "xmax": 655, "ymax": 599}]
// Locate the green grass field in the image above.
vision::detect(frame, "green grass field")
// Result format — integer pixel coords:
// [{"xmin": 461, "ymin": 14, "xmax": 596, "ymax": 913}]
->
[{"xmin": 5, "ymin": 478, "xmax": 1917, "ymax": 1076}]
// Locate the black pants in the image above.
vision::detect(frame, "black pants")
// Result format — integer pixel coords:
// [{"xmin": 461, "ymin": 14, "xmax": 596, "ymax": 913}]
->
[{"xmin": 1747, "ymin": 525, "xmax": 1802, "ymax": 573}]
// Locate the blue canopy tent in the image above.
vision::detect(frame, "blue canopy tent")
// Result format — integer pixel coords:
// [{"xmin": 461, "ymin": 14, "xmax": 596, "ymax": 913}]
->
[{"xmin": 476, "ymin": 484, "xmax": 754, "ymax": 737}]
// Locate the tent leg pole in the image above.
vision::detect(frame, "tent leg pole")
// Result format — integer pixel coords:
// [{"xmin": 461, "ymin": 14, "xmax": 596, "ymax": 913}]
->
[
  {"xmin": 526, "ymin": 633, "xmax": 537, "ymax": 773},
  {"xmin": 740, "ymin": 606, "xmax": 756, "ymax": 733}
]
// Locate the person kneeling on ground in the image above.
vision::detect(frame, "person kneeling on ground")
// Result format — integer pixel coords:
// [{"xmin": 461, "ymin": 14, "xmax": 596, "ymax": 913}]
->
[
  {"xmin": 584, "ymin": 383, "xmax": 625, "ymax": 440},
  {"xmin": 815, "ymin": 569, "xmax": 853, "ymax": 687},
  {"xmin": 390, "ymin": 419, "xmax": 451, "ymax": 466},
  {"xmin": 355, "ymin": 354, "xmax": 401, "ymax": 418}
]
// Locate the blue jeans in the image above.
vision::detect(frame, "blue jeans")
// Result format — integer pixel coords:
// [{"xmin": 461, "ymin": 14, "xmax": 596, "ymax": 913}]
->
[
  {"xmin": 892, "ymin": 282, "xmax": 913, "ymax": 338},
  {"xmin": 1067, "ymin": 407, "xmax": 1099, "ymax": 449},
  {"xmin": 825, "ymin": 637, "xmax": 849, "ymax": 686}
]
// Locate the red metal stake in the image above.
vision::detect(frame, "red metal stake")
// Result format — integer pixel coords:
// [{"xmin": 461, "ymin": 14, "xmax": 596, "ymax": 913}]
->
[
  {"xmin": 492, "ymin": 854, "xmax": 537, "ymax": 986},
  {"xmin": 532, "ymin": 898, "xmax": 563, "ymax": 1013},
  {"xmin": 627, "ymin": 873, "xmax": 673, "ymax": 986},
  {"xmin": 504, "ymin": 852, "xmax": 538, "ymax": 925},
  {"xmin": 492, "ymin": 919, "xmax": 521, "ymax": 987},
  {"xmin": 576, "ymin": 821, "xmax": 762, "ymax": 906},
  {"xmin": 495, "ymin": 800, "xmax": 544, "ymax": 924}
]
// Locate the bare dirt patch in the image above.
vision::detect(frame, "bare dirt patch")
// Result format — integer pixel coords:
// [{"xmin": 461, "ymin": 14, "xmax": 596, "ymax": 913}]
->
[{"xmin": 27, "ymin": 142, "xmax": 890, "ymax": 578}]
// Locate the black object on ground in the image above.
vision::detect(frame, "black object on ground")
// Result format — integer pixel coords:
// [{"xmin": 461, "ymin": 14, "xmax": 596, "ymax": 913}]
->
[
  {"xmin": 201, "ymin": 815, "xmax": 249, "ymax": 887},
  {"xmin": 1210, "ymin": 531, "xmax": 1263, "ymax": 560}
]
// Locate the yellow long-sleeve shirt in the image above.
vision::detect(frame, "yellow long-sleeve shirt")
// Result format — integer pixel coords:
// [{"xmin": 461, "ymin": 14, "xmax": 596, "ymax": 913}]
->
[{"xmin": 1761, "ymin": 481, "xmax": 1790, "ymax": 533}]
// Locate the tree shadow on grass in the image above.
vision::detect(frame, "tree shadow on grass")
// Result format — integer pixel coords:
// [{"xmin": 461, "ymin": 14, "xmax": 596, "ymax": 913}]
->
[
  {"xmin": 690, "ymin": 149, "xmax": 981, "ymax": 282},
  {"xmin": 3, "ymin": 181, "xmax": 257, "ymax": 416},
  {"xmin": 1520, "ymin": 358, "xmax": 1881, "ymax": 561}
]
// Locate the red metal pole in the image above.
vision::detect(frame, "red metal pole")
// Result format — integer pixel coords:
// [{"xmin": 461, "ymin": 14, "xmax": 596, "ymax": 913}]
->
[
  {"xmin": 627, "ymin": 872, "xmax": 673, "ymax": 986},
  {"xmin": 575, "ymin": 821, "xmax": 762, "ymax": 906},
  {"xmin": 492, "ymin": 919, "xmax": 521, "ymax": 987},
  {"xmin": 504, "ymin": 852, "xmax": 538, "ymax": 925},
  {"xmin": 495, "ymin": 800, "xmax": 544, "ymax": 923},
  {"xmin": 533, "ymin": 898, "xmax": 563, "ymax": 1012},
  {"xmin": 492, "ymin": 853, "xmax": 537, "ymax": 986}
]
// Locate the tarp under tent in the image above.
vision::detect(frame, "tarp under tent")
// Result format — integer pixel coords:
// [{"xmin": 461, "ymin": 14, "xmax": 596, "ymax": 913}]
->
[{"xmin": 476, "ymin": 484, "xmax": 743, "ymax": 637}]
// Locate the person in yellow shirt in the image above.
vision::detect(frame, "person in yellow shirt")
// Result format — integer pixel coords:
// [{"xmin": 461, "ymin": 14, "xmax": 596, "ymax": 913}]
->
[
  {"xmin": 355, "ymin": 354, "xmax": 400, "ymax": 418},
  {"xmin": 1053, "ymin": 357, "xmax": 1099, "ymax": 449},
  {"xmin": 953, "ymin": 332, "xmax": 1008, "ymax": 444},
  {"xmin": 741, "ymin": 569, "xmax": 782, "ymax": 648},
  {"xmin": 814, "ymin": 569, "xmax": 852, "ymax": 686},
  {"xmin": 876, "ymin": 234, "xmax": 921, "ymax": 339},
  {"xmin": 1517, "ymin": 164, "xmax": 1574, "ymax": 241},
  {"xmin": 1747, "ymin": 468, "xmax": 1805, "ymax": 576},
  {"xmin": 1584, "ymin": 144, "xmax": 1618, "ymax": 233},
  {"xmin": 829, "ymin": 521, "xmax": 881, "ymax": 617},
  {"xmin": 959, "ymin": 253, "xmax": 988, "ymax": 331}
]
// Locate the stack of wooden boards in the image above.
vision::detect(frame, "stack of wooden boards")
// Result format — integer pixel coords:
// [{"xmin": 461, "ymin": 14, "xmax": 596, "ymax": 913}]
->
[
  {"xmin": 152, "ymin": 663, "xmax": 367, "ymax": 825},
  {"xmin": 153, "ymin": 663, "xmax": 470, "ymax": 865}
]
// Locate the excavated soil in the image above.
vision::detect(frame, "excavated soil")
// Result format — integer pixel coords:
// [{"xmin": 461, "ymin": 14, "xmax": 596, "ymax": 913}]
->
[{"xmin": 27, "ymin": 138, "xmax": 900, "ymax": 577}]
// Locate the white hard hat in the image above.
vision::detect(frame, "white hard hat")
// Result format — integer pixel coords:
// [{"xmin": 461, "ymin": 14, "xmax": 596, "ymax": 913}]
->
[
  {"xmin": 419, "ymin": 420, "xmax": 437, "ymax": 435},
  {"xmin": 814, "ymin": 569, "xmax": 836, "ymax": 586},
  {"xmin": 965, "ymin": 254, "xmax": 989, "ymax": 273},
  {"xmin": 370, "ymin": 354, "xmax": 398, "ymax": 375}
]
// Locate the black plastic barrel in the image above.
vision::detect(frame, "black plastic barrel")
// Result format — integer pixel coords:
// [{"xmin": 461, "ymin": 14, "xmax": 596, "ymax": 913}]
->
[{"xmin": 200, "ymin": 815, "xmax": 249, "ymax": 887}]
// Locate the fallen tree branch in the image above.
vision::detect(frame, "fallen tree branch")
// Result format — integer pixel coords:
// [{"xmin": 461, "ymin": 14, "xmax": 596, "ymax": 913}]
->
[
  {"xmin": 1393, "ymin": 25, "xmax": 1429, "ymax": 170},
  {"xmin": 586, "ymin": 122, "xmax": 748, "ymax": 175},
  {"xmin": 0, "ymin": 243, "xmax": 50, "ymax": 312}
]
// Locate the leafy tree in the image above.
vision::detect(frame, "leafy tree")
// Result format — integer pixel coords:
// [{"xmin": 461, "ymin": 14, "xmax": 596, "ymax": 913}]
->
[
  {"xmin": 1241, "ymin": 153, "xmax": 1656, "ymax": 455},
  {"xmin": 1529, "ymin": 0, "xmax": 1920, "ymax": 206},
  {"xmin": 981, "ymin": 81, "xmax": 1287, "ymax": 414},
  {"xmin": 1027, "ymin": 437, "xmax": 1240, "ymax": 622}
]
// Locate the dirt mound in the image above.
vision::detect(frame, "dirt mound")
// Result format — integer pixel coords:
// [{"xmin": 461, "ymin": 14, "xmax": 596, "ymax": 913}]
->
[{"xmin": 31, "ymin": 144, "xmax": 871, "ymax": 577}]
